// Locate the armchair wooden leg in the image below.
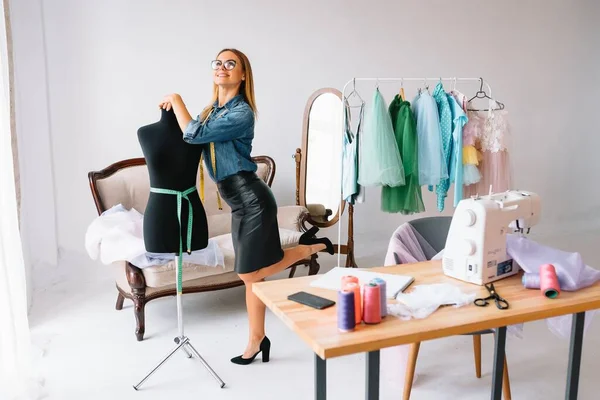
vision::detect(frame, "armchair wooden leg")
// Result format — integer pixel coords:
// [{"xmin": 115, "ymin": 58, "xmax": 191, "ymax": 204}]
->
[
  {"xmin": 308, "ymin": 254, "xmax": 320, "ymax": 275},
  {"xmin": 126, "ymin": 262, "xmax": 147, "ymax": 341},
  {"xmin": 115, "ymin": 293, "xmax": 125, "ymax": 310},
  {"xmin": 403, "ymin": 342, "xmax": 420, "ymax": 400},
  {"xmin": 132, "ymin": 290, "xmax": 146, "ymax": 341},
  {"xmin": 503, "ymin": 356, "xmax": 512, "ymax": 400},
  {"xmin": 473, "ymin": 334, "xmax": 482, "ymax": 378}
]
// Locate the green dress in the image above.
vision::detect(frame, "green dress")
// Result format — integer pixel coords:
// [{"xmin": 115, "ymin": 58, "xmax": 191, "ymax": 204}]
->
[{"xmin": 381, "ymin": 95, "xmax": 425, "ymax": 214}]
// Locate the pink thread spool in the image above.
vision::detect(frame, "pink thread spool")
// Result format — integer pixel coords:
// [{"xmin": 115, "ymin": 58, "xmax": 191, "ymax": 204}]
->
[
  {"xmin": 343, "ymin": 281, "xmax": 362, "ymax": 324},
  {"xmin": 540, "ymin": 263, "xmax": 560, "ymax": 299},
  {"xmin": 362, "ymin": 283, "xmax": 382, "ymax": 324},
  {"xmin": 342, "ymin": 275, "xmax": 359, "ymax": 288}
]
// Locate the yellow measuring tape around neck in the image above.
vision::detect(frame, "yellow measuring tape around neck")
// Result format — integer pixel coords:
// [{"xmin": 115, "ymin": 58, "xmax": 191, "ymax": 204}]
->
[{"xmin": 198, "ymin": 107, "xmax": 223, "ymax": 210}]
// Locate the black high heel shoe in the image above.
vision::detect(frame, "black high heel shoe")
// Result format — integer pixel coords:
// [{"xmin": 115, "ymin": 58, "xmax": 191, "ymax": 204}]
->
[
  {"xmin": 230, "ymin": 336, "xmax": 271, "ymax": 365},
  {"xmin": 299, "ymin": 226, "xmax": 334, "ymax": 255}
]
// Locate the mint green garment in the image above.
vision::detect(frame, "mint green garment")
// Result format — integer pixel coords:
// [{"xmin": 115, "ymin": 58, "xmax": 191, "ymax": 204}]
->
[
  {"xmin": 358, "ymin": 88, "xmax": 405, "ymax": 187},
  {"xmin": 381, "ymin": 95, "xmax": 425, "ymax": 214}
]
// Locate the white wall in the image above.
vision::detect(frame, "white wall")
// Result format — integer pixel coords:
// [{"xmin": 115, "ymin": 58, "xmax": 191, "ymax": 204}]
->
[{"xmin": 11, "ymin": 0, "xmax": 600, "ymax": 286}]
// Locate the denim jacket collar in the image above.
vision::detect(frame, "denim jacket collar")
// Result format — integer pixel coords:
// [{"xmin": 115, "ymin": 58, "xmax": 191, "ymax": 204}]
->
[{"xmin": 212, "ymin": 94, "xmax": 244, "ymax": 110}]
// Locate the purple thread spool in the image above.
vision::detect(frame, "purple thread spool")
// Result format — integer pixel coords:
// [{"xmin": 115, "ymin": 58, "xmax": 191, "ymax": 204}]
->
[
  {"xmin": 337, "ymin": 289, "xmax": 356, "ymax": 332},
  {"xmin": 370, "ymin": 278, "xmax": 387, "ymax": 317},
  {"xmin": 523, "ymin": 272, "xmax": 565, "ymax": 290},
  {"xmin": 522, "ymin": 273, "xmax": 541, "ymax": 289}
]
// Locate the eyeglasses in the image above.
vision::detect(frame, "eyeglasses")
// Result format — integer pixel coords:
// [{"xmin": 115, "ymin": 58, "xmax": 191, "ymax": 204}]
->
[{"xmin": 211, "ymin": 59, "xmax": 237, "ymax": 71}]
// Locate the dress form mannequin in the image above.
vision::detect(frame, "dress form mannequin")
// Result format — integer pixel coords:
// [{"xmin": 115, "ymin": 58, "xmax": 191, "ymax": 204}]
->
[
  {"xmin": 137, "ymin": 108, "xmax": 208, "ymax": 253},
  {"xmin": 133, "ymin": 109, "xmax": 225, "ymax": 391}
]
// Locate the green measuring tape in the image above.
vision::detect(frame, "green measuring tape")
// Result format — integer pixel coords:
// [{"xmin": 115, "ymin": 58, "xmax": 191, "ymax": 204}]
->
[{"xmin": 149, "ymin": 186, "xmax": 196, "ymax": 294}]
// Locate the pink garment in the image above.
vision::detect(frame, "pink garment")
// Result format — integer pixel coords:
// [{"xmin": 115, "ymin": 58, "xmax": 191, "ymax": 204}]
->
[
  {"xmin": 451, "ymin": 90, "xmax": 468, "ymax": 112},
  {"xmin": 463, "ymin": 108, "xmax": 512, "ymax": 197},
  {"xmin": 462, "ymin": 114, "xmax": 480, "ymax": 147},
  {"xmin": 384, "ymin": 223, "xmax": 437, "ymax": 266}
]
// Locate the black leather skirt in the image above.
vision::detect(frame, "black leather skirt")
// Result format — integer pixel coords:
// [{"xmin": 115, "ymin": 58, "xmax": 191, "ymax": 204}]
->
[{"xmin": 217, "ymin": 171, "xmax": 284, "ymax": 274}]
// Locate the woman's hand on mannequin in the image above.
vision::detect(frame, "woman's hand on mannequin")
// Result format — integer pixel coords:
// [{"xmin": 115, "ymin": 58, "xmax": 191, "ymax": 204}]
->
[{"xmin": 159, "ymin": 93, "xmax": 193, "ymax": 133}]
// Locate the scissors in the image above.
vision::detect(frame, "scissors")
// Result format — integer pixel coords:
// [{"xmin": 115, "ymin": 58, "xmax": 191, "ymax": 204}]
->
[{"xmin": 474, "ymin": 283, "xmax": 509, "ymax": 310}]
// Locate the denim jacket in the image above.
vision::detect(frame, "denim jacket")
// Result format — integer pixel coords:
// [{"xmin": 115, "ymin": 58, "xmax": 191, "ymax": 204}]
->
[{"xmin": 183, "ymin": 94, "xmax": 257, "ymax": 182}]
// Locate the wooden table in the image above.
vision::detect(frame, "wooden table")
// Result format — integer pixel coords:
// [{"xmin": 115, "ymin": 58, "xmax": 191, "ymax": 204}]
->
[{"xmin": 253, "ymin": 261, "xmax": 600, "ymax": 400}]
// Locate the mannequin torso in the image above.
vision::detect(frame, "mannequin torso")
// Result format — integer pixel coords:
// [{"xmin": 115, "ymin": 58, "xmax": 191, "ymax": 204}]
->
[{"xmin": 138, "ymin": 109, "xmax": 209, "ymax": 253}]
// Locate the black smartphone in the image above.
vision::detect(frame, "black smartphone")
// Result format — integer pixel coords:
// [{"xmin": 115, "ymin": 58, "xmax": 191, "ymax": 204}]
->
[{"xmin": 287, "ymin": 291, "xmax": 335, "ymax": 310}]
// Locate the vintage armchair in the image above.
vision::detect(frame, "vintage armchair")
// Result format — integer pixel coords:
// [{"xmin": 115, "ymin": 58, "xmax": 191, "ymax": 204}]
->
[{"xmin": 88, "ymin": 155, "xmax": 319, "ymax": 341}]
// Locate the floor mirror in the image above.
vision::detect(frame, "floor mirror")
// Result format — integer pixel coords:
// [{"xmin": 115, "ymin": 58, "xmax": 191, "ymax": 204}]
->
[{"xmin": 295, "ymin": 87, "xmax": 357, "ymax": 267}]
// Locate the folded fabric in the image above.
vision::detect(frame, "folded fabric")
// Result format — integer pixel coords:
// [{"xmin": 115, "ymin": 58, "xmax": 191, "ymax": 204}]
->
[
  {"xmin": 388, "ymin": 283, "xmax": 476, "ymax": 320},
  {"xmin": 85, "ymin": 204, "xmax": 224, "ymax": 269}
]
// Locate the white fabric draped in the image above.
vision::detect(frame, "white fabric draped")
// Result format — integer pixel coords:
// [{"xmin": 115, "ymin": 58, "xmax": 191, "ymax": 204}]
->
[{"xmin": 0, "ymin": 2, "xmax": 39, "ymax": 398}]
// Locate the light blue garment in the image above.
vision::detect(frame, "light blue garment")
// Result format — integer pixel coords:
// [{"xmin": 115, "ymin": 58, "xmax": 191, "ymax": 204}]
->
[
  {"xmin": 431, "ymin": 83, "xmax": 453, "ymax": 212},
  {"xmin": 447, "ymin": 94, "xmax": 467, "ymax": 207},
  {"xmin": 342, "ymin": 99, "xmax": 364, "ymax": 204},
  {"xmin": 411, "ymin": 90, "xmax": 447, "ymax": 187},
  {"xmin": 183, "ymin": 94, "xmax": 257, "ymax": 182}
]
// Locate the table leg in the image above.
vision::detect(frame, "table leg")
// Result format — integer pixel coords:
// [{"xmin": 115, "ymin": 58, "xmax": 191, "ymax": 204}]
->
[
  {"xmin": 366, "ymin": 350, "xmax": 380, "ymax": 400},
  {"xmin": 566, "ymin": 312, "xmax": 585, "ymax": 400},
  {"xmin": 491, "ymin": 326, "xmax": 507, "ymax": 400},
  {"xmin": 315, "ymin": 354, "xmax": 326, "ymax": 400}
]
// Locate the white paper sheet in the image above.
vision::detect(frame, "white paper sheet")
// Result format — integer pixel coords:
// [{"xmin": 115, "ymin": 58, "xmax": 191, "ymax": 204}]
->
[{"xmin": 309, "ymin": 267, "xmax": 414, "ymax": 299}]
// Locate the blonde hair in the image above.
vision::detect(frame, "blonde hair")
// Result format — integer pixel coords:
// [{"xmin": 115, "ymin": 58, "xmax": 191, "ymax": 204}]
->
[{"xmin": 200, "ymin": 48, "xmax": 257, "ymax": 122}]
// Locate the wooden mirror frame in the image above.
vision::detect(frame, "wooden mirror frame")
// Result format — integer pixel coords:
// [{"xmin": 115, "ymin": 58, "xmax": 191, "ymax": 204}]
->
[{"xmin": 295, "ymin": 87, "xmax": 357, "ymax": 267}]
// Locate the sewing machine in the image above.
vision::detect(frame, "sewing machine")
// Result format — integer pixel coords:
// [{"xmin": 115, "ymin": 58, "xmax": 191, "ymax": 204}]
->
[{"xmin": 442, "ymin": 190, "xmax": 541, "ymax": 285}]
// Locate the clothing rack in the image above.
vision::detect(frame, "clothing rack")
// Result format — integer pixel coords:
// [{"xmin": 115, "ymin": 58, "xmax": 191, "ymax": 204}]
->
[{"xmin": 336, "ymin": 77, "xmax": 495, "ymax": 268}]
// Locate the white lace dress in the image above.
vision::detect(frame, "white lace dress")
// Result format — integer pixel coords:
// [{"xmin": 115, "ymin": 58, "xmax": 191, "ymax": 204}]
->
[{"xmin": 463, "ymin": 105, "xmax": 512, "ymax": 197}]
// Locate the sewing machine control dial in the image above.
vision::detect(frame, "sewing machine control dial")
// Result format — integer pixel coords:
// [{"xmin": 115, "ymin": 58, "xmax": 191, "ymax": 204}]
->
[
  {"xmin": 462, "ymin": 210, "xmax": 476, "ymax": 226},
  {"xmin": 463, "ymin": 239, "xmax": 476, "ymax": 255}
]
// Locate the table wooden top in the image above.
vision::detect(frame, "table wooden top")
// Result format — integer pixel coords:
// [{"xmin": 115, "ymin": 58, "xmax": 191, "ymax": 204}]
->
[{"xmin": 253, "ymin": 261, "xmax": 600, "ymax": 359}]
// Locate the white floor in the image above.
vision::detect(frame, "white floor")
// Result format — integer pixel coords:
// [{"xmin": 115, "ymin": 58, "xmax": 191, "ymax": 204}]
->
[{"xmin": 29, "ymin": 231, "xmax": 600, "ymax": 400}]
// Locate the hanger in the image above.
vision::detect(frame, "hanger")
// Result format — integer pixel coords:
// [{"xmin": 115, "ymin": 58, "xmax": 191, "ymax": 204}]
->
[
  {"xmin": 399, "ymin": 78, "xmax": 405, "ymax": 100},
  {"xmin": 345, "ymin": 78, "xmax": 365, "ymax": 107},
  {"xmin": 467, "ymin": 77, "xmax": 505, "ymax": 111}
]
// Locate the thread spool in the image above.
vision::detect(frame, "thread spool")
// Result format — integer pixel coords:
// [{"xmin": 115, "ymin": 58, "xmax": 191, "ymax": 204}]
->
[
  {"xmin": 522, "ymin": 273, "xmax": 541, "ymax": 289},
  {"xmin": 342, "ymin": 275, "xmax": 359, "ymax": 288},
  {"xmin": 363, "ymin": 283, "xmax": 382, "ymax": 324},
  {"xmin": 540, "ymin": 263, "xmax": 560, "ymax": 299},
  {"xmin": 370, "ymin": 278, "xmax": 387, "ymax": 318},
  {"xmin": 523, "ymin": 272, "xmax": 565, "ymax": 290},
  {"xmin": 343, "ymin": 282, "xmax": 362, "ymax": 324},
  {"xmin": 337, "ymin": 289, "xmax": 356, "ymax": 332}
]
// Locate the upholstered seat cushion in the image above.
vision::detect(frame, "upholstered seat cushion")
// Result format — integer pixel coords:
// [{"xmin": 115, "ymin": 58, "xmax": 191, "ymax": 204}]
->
[{"xmin": 141, "ymin": 228, "xmax": 303, "ymax": 287}]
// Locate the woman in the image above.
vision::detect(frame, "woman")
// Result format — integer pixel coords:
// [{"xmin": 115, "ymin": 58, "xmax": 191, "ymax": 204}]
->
[{"xmin": 159, "ymin": 48, "xmax": 333, "ymax": 365}]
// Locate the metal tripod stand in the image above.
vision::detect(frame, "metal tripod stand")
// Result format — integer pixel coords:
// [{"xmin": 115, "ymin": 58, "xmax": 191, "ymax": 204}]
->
[{"xmin": 133, "ymin": 253, "xmax": 225, "ymax": 390}]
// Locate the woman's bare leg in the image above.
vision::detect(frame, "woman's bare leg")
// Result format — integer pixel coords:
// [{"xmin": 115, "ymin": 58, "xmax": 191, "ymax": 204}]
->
[
  {"xmin": 248, "ymin": 243, "xmax": 326, "ymax": 281},
  {"xmin": 238, "ymin": 273, "xmax": 267, "ymax": 358},
  {"xmin": 236, "ymin": 243, "xmax": 325, "ymax": 358}
]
